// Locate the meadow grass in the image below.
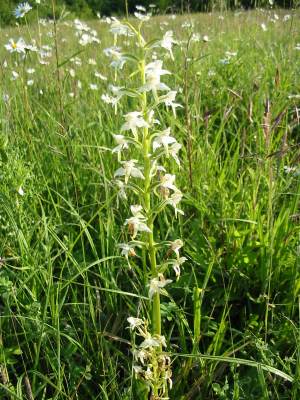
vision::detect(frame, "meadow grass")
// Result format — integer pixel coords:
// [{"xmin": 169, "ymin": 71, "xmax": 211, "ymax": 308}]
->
[{"xmin": 0, "ymin": 7, "xmax": 300, "ymax": 399}]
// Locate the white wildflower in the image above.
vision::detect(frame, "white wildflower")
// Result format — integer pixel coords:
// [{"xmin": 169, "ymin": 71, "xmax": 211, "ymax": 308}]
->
[
  {"xmin": 170, "ymin": 256, "xmax": 187, "ymax": 278},
  {"xmin": 159, "ymin": 91, "xmax": 183, "ymax": 117},
  {"xmin": 127, "ymin": 316, "xmax": 144, "ymax": 330},
  {"xmin": 153, "ymin": 128, "xmax": 177, "ymax": 156},
  {"xmin": 104, "ymin": 46, "xmax": 127, "ymax": 70},
  {"xmin": 149, "ymin": 274, "xmax": 172, "ymax": 299},
  {"xmin": 121, "ymin": 111, "xmax": 149, "ymax": 139},
  {"xmin": 167, "ymin": 190, "xmax": 184, "ymax": 217},
  {"xmin": 5, "ymin": 38, "xmax": 26, "ymax": 54},
  {"xmin": 160, "ymin": 31, "xmax": 177, "ymax": 59},
  {"xmin": 14, "ymin": 2, "xmax": 32, "ymax": 18},
  {"xmin": 124, "ymin": 205, "xmax": 151, "ymax": 238},
  {"xmin": 140, "ymin": 60, "xmax": 170, "ymax": 93},
  {"xmin": 114, "ymin": 160, "xmax": 144, "ymax": 183}
]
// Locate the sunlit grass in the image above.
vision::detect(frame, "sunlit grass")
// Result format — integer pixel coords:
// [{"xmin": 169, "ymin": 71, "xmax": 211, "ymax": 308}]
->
[{"xmin": 0, "ymin": 7, "xmax": 299, "ymax": 399}]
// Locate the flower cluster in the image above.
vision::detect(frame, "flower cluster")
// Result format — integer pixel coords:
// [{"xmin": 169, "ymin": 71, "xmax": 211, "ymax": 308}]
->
[
  {"xmin": 103, "ymin": 8, "xmax": 185, "ymax": 398},
  {"xmin": 127, "ymin": 317, "xmax": 172, "ymax": 394}
]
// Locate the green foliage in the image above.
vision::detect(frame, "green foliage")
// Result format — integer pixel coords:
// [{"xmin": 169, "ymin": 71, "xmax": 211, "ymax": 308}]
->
[{"xmin": 0, "ymin": 8, "xmax": 300, "ymax": 400}]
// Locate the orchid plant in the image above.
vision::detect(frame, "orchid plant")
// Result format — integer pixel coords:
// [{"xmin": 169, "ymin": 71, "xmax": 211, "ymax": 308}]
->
[{"xmin": 104, "ymin": 8, "xmax": 184, "ymax": 399}]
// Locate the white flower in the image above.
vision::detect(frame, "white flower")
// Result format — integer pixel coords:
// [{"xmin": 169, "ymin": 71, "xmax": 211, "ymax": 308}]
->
[
  {"xmin": 11, "ymin": 71, "xmax": 19, "ymax": 81},
  {"xmin": 170, "ymin": 256, "xmax": 187, "ymax": 278},
  {"xmin": 95, "ymin": 71, "xmax": 107, "ymax": 80},
  {"xmin": 121, "ymin": 111, "xmax": 149, "ymax": 139},
  {"xmin": 26, "ymin": 68, "xmax": 35, "ymax": 74},
  {"xmin": 169, "ymin": 142, "xmax": 182, "ymax": 166},
  {"xmin": 104, "ymin": 46, "xmax": 127, "ymax": 69},
  {"xmin": 3, "ymin": 94, "xmax": 9, "ymax": 103},
  {"xmin": 102, "ymin": 85, "xmax": 124, "ymax": 114},
  {"xmin": 18, "ymin": 186, "xmax": 25, "ymax": 196},
  {"xmin": 110, "ymin": 17, "xmax": 133, "ymax": 37},
  {"xmin": 159, "ymin": 91, "xmax": 183, "ymax": 117},
  {"xmin": 133, "ymin": 348, "xmax": 148, "ymax": 364},
  {"xmin": 149, "ymin": 274, "xmax": 172, "ymax": 299},
  {"xmin": 124, "ymin": 205, "xmax": 151, "ymax": 238},
  {"xmin": 160, "ymin": 174, "xmax": 177, "ymax": 191},
  {"xmin": 261, "ymin": 23, "xmax": 267, "ymax": 31},
  {"xmin": 118, "ymin": 243, "xmax": 137, "ymax": 259},
  {"xmin": 140, "ymin": 334, "xmax": 165, "ymax": 349},
  {"xmin": 115, "ymin": 180, "xmax": 127, "ymax": 200},
  {"xmin": 134, "ymin": 12, "xmax": 151, "ymax": 22},
  {"xmin": 127, "ymin": 316, "xmax": 144, "ymax": 330},
  {"xmin": 167, "ymin": 190, "xmax": 184, "ymax": 217},
  {"xmin": 114, "ymin": 160, "xmax": 144, "ymax": 183},
  {"xmin": 27, "ymin": 79, "xmax": 34, "ymax": 86},
  {"xmin": 203, "ymin": 35, "xmax": 210, "ymax": 42},
  {"xmin": 170, "ymin": 239, "xmax": 183, "ymax": 259},
  {"xmin": 136, "ymin": 5, "xmax": 147, "ymax": 12},
  {"xmin": 14, "ymin": 2, "xmax": 32, "ymax": 18},
  {"xmin": 153, "ymin": 128, "xmax": 177, "ymax": 155},
  {"xmin": 140, "ymin": 60, "xmax": 170, "ymax": 93},
  {"xmin": 89, "ymin": 83, "xmax": 98, "ymax": 90},
  {"xmin": 79, "ymin": 33, "xmax": 100, "ymax": 46},
  {"xmin": 5, "ymin": 38, "xmax": 26, "ymax": 54},
  {"xmin": 160, "ymin": 31, "xmax": 177, "ymax": 59},
  {"xmin": 111, "ymin": 134, "xmax": 129, "ymax": 157}
]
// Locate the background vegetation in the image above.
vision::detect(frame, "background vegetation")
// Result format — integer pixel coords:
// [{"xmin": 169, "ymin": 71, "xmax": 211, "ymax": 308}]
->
[
  {"xmin": 0, "ymin": 0, "xmax": 299, "ymax": 26},
  {"xmin": 0, "ymin": 6, "xmax": 300, "ymax": 400}
]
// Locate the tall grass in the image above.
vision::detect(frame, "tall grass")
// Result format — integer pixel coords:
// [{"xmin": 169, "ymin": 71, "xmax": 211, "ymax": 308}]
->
[{"xmin": 0, "ymin": 7, "xmax": 299, "ymax": 399}]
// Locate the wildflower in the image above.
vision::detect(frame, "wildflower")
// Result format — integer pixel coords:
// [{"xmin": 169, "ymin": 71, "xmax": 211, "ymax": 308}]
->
[
  {"xmin": 114, "ymin": 160, "xmax": 144, "ymax": 183},
  {"xmin": 118, "ymin": 243, "xmax": 137, "ymax": 259},
  {"xmin": 133, "ymin": 348, "xmax": 148, "ymax": 364},
  {"xmin": 136, "ymin": 5, "xmax": 147, "ymax": 12},
  {"xmin": 167, "ymin": 190, "xmax": 184, "ymax": 217},
  {"xmin": 169, "ymin": 142, "xmax": 182, "ymax": 166},
  {"xmin": 134, "ymin": 12, "xmax": 151, "ymax": 22},
  {"xmin": 169, "ymin": 239, "xmax": 183, "ymax": 259},
  {"xmin": 124, "ymin": 205, "xmax": 151, "ymax": 238},
  {"xmin": 14, "ymin": 2, "xmax": 32, "ymax": 18},
  {"xmin": 170, "ymin": 256, "xmax": 187, "ymax": 278},
  {"xmin": 5, "ymin": 38, "xmax": 26, "ymax": 54},
  {"xmin": 79, "ymin": 33, "xmax": 100, "ymax": 46},
  {"xmin": 261, "ymin": 23, "xmax": 267, "ymax": 31},
  {"xmin": 159, "ymin": 91, "xmax": 183, "ymax": 117},
  {"xmin": 127, "ymin": 316, "xmax": 144, "ymax": 330},
  {"xmin": 203, "ymin": 35, "xmax": 210, "ymax": 42},
  {"xmin": 140, "ymin": 60, "xmax": 170, "ymax": 93},
  {"xmin": 149, "ymin": 274, "xmax": 172, "ymax": 299},
  {"xmin": 11, "ymin": 71, "xmax": 19, "ymax": 81},
  {"xmin": 121, "ymin": 112, "xmax": 149, "ymax": 139},
  {"xmin": 112, "ymin": 134, "xmax": 129, "ymax": 157},
  {"xmin": 115, "ymin": 180, "xmax": 127, "ymax": 200},
  {"xmin": 153, "ymin": 128, "xmax": 177, "ymax": 156},
  {"xmin": 160, "ymin": 174, "xmax": 177, "ymax": 191},
  {"xmin": 3, "ymin": 94, "xmax": 9, "ymax": 103},
  {"xmin": 104, "ymin": 46, "xmax": 127, "ymax": 70},
  {"xmin": 95, "ymin": 71, "xmax": 107, "ymax": 80},
  {"xmin": 89, "ymin": 83, "xmax": 98, "ymax": 90},
  {"xmin": 27, "ymin": 79, "xmax": 34, "ymax": 86},
  {"xmin": 18, "ymin": 187, "xmax": 25, "ymax": 196},
  {"xmin": 110, "ymin": 17, "xmax": 133, "ymax": 37},
  {"xmin": 160, "ymin": 31, "xmax": 177, "ymax": 59},
  {"xmin": 133, "ymin": 365, "xmax": 143, "ymax": 376},
  {"xmin": 102, "ymin": 85, "xmax": 124, "ymax": 114},
  {"xmin": 140, "ymin": 334, "xmax": 164, "ymax": 349}
]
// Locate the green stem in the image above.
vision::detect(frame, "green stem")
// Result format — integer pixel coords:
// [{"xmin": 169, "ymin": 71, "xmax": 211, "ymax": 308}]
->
[{"xmin": 140, "ymin": 55, "xmax": 161, "ymax": 337}]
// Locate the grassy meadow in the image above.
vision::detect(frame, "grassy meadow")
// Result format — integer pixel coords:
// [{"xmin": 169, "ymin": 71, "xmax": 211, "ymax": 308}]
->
[{"xmin": 0, "ymin": 6, "xmax": 300, "ymax": 399}]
